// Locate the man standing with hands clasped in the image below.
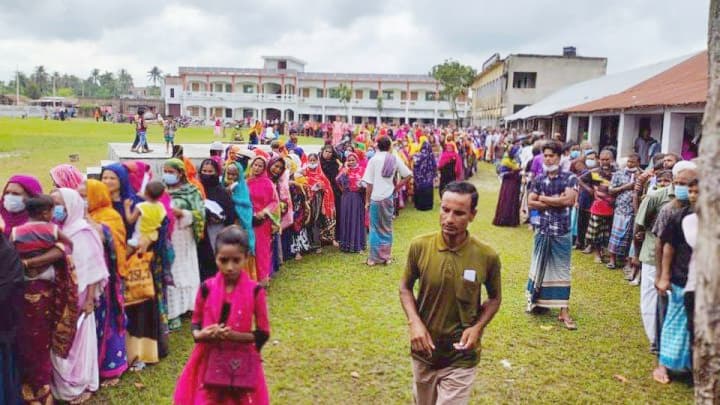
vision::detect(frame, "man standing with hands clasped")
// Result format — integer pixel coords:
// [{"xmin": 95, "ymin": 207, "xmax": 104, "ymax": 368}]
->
[{"xmin": 399, "ymin": 181, "xmax": 501, "ymax": 405}]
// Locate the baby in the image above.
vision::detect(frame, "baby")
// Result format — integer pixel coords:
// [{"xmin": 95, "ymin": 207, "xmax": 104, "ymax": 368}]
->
[
  {"xmin": 125, "ymin": 181, "xmax": 167, "ymax": 256},
  {"xmin": 11, "ymin": 195, "xmax": 73, "ymax": 280}
]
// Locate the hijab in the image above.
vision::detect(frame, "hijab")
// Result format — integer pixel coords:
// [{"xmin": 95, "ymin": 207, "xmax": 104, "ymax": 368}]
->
[
  {"xmin": 165, "ymin": 158, "xmax": 206, "ymax": 242},
  {"xmin": 1, "ymin": 175, "xmax": 43, "ymax": 237},
  {"xmin": 58, "ymin": 188, "xmax": 108, "ymax": 296},
  {"xmin": 338, "ymin": 152, "xmax": 365, "ymax": 192},
  {"xmin": 50, "ymin": 164, "xmax": 84, "ymax": 189},
  {"xmin": 304, "ymin": 155, "xmax": 336, "ymax": 218},
  {"xmin": 200, "ymin": 159, "xmax": 236, "ymax": 226},
  {"xmin": 226, "ymin": 161, "xmax": 256, "ymax": 255},
  {"xmin": 320, "ymin": 145, "xmax": 342, "ymax": 185},
  {"xmin": 438, "ymin": 143, "xmax": 464, "ymax": 180},
  {"xmin": 87, "ymin": 179, "xmax": 127, "ymax": 277}
]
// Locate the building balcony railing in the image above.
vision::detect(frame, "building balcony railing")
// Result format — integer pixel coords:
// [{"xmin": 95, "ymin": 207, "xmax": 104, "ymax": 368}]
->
[{"xmin": 178, "ymin": 91, "xmax": 468, "ymax": 112}]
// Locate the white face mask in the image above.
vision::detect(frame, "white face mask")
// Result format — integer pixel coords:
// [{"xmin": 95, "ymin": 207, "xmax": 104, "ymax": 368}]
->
[
  {"xmin": 308, "ymin": 163, "xmax": 318, "ymax": 169},
  {"xmin": 543, "ymin": 164, "xmax": 560, "ymax": 173},
  {"xmin": 3, "ymin": 194, "xmax": 25, "ymax": 213}
]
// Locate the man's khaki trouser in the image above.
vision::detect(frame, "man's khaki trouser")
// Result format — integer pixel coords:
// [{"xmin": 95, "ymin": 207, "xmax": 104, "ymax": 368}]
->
[{"xmin": 412, "ymin": 358, "xmax": 476, "ymax": 405}]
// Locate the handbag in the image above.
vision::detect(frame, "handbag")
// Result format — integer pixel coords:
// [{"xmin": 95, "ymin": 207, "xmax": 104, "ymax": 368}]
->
[
  {"xmin": 123, "ymin": 252, "xmax": 156, "ymax": 306},
  {"xmin": 204, "ymin": 342, "xmax": 260, "ymax": 390}
]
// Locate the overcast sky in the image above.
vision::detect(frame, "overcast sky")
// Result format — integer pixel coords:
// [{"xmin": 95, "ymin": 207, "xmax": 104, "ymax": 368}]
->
[{"xmin": 0, "ymin": 0, "xmax": 710, "ymax": 86}]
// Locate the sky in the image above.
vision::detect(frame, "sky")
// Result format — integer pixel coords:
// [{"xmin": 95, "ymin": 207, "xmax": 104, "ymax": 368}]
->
[{"xmin": 0, "ymin": 0, "xmax": 710, "ymax": 86}]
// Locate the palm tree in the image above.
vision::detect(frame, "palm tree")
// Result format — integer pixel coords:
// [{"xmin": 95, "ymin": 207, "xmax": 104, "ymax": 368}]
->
[
  {"xmin": 32, "ymin": 65, "xmax": 49, "ymax": 95},
  {"xmin": 117, "ymin": 69, "xmax": 134, "ymax": 95},
  {"xmin": 337, "ymin": 83, "xmax": 352, "ymax": 122},
  {"xmin": 51, "ymin": 71, "xmax": 60, "ymax": 96},
  {"xmin": 90, "ymin": 68, "xmax": 101, "ymax": 86},
  {"xmin": 147, "ymin": 66, "xmax": 163, "ymax": 86}
]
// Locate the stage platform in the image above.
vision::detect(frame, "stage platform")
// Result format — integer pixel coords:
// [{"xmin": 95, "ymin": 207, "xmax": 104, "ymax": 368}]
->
[{"xmin": 104, "ymin": 142, "xmax": 322, "ymax": 177}]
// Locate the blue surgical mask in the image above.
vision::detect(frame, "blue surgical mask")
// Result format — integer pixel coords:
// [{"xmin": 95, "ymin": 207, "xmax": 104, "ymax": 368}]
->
[
  {"xmin": 163, "ymin": 173, "xmax": 179, "ymax": 185},
  {"xmin": 2, "ymin": 194, "xmax": 25, "ymax": 213},
  {"xmin": 52, "ymin": 205, "xmax": 67, "ymax": 223},
  {"xmin": 367, "ymin": 150, "xmax": 376, "ymax": 159},
  {"xmin": 586, "ymin": 159, "xmax": 597, "ymax": 168},
  {"xmin": 570, "ymin": 150, "xmax": 580, "ymax": 159},
  {"xmin": 674, "ymin": 185, "xmax": 689, "ymax": 201}
]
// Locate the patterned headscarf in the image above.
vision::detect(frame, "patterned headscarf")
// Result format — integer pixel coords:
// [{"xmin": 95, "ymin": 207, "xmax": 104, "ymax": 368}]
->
[
  {"xmin": 50, "ymin": 164, "xmax": 84, "ymax": 190},
  {"xmin": 1, "ymin": 174, "xmax": 43, "ymax": 237}
]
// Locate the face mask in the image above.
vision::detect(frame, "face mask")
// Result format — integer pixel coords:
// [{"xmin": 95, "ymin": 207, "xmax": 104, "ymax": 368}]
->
[
  {"xmin": 570, "ymin": 150, "xmax": 580, "ymax": 159},
  {"xmin": 163, "ymin": 173, "xmax": 179, "ymax": 185},
  {"xmin": 674, "ymin": 185, "xmax": 690, "ymax": 201},
  {"xmin": 626, "ymin": 167, "xmax": 638, "ymax": 172},
  {"xmin": 586, "ymin": 159, "xmax": 597, "ymax": 168},
  {"xmin": 543, "ymin": 164, "xmax": 560, "ymax": 173},
  {"xmin": 83, "ymin": 199, "xmax": 89, "ymax": 211},
  {"xmin": 3, "ymin": 194, "xmax": 25, "ymax": 213},
  {"xmin": 52, "ymin": 205, "xmax": 67, "ymax": 223},
  {"xmin": 343, "ymin": 150, "xmax": 350, "ymax": 158},
  {"xmin": 200, "ymin": 174, "xmax": 220, "ymax": 187},
  {"xmin": 584, "ymin": 149, "xmax": 594, "ymax": 156},
  {"xmin": 308, "ymin": 163, "xmax": 318, "ymax": 169},
  {"xmin": 367, "ymin": 151, "xmax": 375, "ymax": 159}
]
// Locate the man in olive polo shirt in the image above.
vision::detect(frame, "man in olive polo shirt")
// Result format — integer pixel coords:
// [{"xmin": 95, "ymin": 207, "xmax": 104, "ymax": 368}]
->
[{"xmin": 399, "ymin": 181, "xmax": 502, "ymax": 405}]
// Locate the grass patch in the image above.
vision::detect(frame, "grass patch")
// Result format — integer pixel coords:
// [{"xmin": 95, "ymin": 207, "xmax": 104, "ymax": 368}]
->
[{"xmin": 1, "ymin": 119, "xmax": 693, "ymax": 404}]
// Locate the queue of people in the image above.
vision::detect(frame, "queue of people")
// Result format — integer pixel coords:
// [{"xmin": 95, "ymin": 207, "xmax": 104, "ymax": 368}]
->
[
  {"xmin": 489, "ymin": 129, "xmax": 700, "ymax": 387},
  {"xmin": 0, "ymin": 121, "xmax": 488, "ymax": 404}
]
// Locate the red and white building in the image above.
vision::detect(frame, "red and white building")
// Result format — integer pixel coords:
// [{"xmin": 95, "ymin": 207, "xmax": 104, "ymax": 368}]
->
[{"xmin": 163, "ymin": 56, "xmax": 468, "ymax": 124}]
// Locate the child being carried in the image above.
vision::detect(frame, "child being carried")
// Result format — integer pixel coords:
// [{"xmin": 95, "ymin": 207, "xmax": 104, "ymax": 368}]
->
[{"xmin": 124, "ymin": 181, "xmax": 167, "ymax": 256}]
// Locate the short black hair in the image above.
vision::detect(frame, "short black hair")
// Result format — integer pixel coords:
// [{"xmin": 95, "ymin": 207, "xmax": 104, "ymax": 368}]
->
[
  {"xmin": 627, "ymin": 152, "xmax": 641, "ymax": 162},
  {"xmin": 145, "ymin": 181, "xmax": 166, "ymax": 200},
  {"xmin": 26, "ymin": 195, "xmax": 54, "ymax": 218},
  {"xmin": 441, "ymin": 181, "xmax": 479, "ymax": 212},
  {"xmin": 215, "ymin": 225, "xmax": 250, "ymax": 254},
  {"xmin": 377, "ymin": 136, "xmax": 392, "ymax": 152},
  {"xmin": 542, "ymin": 140, "xmax": 563, "ymax": 156}
]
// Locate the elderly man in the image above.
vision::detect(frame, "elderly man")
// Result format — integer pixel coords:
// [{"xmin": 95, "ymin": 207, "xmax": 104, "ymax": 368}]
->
[{"xmin": 400, "ymin": 181, "xmax": 501, "ymax": 405}]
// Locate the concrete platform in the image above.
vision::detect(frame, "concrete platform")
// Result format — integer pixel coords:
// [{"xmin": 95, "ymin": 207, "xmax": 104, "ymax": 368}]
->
[{"xmin": 106, "ymin": 142, "xmax": 321, "ymax": 176}]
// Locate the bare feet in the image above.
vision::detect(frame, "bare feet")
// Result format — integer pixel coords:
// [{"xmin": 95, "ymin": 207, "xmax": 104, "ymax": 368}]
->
[
  {"xmin": 70, "ymin": 391, "xmax": 93, "ymax": 404},
  {"xmin": 294, "ymin": 253, "xmax": 303, "ymax": 261},
  {"xmin": 653, "ymin": 366, "xmax": 670, "ymax": 384},
  {"xmin": 101, "ymin": 378, "xmax": 120, "ymax": 387}
]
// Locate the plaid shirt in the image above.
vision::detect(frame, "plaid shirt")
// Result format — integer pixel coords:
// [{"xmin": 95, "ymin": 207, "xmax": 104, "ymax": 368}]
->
[{"xmin": 531, "ymin": 171, "xmax": 577, "ymax": 236}]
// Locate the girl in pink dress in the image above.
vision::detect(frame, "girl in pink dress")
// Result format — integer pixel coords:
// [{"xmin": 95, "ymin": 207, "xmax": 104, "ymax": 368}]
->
[{"xmin": 174, "ymin": 225, "xmax": 270, "ymax": 405}]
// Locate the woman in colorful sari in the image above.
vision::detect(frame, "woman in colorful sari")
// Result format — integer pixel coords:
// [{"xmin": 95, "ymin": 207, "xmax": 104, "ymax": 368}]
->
[
  {"xmin": 102, "ymin": 163, "xmax": 173, "ymax": 369},
  {"xmin": 198, "ymin": 159, "xmax": 237, "ymax": 281},
  {"xmin": 412, "ymin": 140, "xmax": 436, "ymax": 211},
  {"xmin": 320, "ymin": 145, "xmax": 342, "ymax": 239},
  {"xmin": 50, "ymin": 188, "xmax": 109, "ymax": 404},
  {"xmin": 268, "ymin": 156, "xmax": 291, "ymax": 275},
  {"xmin": 246, "ymin": 156, "xmax": 280, "ymax": 284},
  {"xmin": 0, "ymin": 232, "xmax": 23, "ymax": 405},
  {"xmin": 437, "ymin": 142, "xmax": 464, "ymax": 197},
  {"xmin": 336, "ymin": 153, "xmax": 366, "ymax": 253},
  {"xmin": 174, "ymin": 226, "xmax": 270, "ymax": 405},
  {"xmin": 84, "ymin": 179, "xmax": 129, "ymax": 385},
  {"xmin": 1, "ymin": 175, "xmax": 43, "ymax": 237},
  {"xmin": 493, "ymin": 145, "xmax": 522, "ymax": 226},
  {"xmin": 287, "ymin": 161, "xmax": 311, "ymax": 261},
  {"xmin": 164, "ymin": 158, "xmax": 206, "ymax": 330},
  {"xmin": 302, "ymin": 153, "xmax": 337, "ymax": 252},
  {"xmin": 50, "ymin": 164, "xmax": 85, "ymax": 190}
]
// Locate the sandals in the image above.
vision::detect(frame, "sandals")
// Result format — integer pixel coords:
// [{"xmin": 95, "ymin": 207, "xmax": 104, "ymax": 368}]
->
[
  {"xmin": 606, "ymin": 262, "xmax": 617, "ymax": 269},
  {"xmin": 365, "ymin": 260, "xmax": 377, "ymax": 267},
  {"xmin": 558, "ymin": 316, "xmax": 577, "ymax": 330}
]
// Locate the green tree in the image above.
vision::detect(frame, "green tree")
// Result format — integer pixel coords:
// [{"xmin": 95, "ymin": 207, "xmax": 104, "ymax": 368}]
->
[
  {"xmin": 117, "ymin": 68, "xmax": 134, "ymax": 95},
  {"xmin": 147, "ymin": 66, "xmax": 163, "ymax": 86},
  {"xmin": 90, "ymin": 68, "xmax": 101, "ymax": 86},
  {"xmin": 31, "ymin": 65, "xmax": 49, "ymax": 95},
  {"xmin": 57, "ymin": 87, "xmax": 75, "ymax": 97},
  {"xmin": 98, "ymin": 71, "xmax": 117, "ymax": 97},
  {"xmin": 430, "ymin": 59, "xmax": 476, "ymax": 122},
  {"xmin": 25, "ymin": 82, "xmax": 42, "ymax": 99}
]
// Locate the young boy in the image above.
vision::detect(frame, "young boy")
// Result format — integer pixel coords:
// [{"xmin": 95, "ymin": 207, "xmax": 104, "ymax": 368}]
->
[
  {"xmin": 124, "ymin": 181, "xmax": 167, "ymax": 256},
  {"xmin": 164, "ymin": 116, "xmax": 177, "ymax": 155},
  {"xmin": 11, "ymin": 195, "xmax": 73, "ymax": 280}
]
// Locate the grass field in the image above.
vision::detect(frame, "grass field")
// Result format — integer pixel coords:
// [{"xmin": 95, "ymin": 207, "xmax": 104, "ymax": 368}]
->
[{"xmin": 0, "ymin": 119, "xmax": 693, "ymax": 404}]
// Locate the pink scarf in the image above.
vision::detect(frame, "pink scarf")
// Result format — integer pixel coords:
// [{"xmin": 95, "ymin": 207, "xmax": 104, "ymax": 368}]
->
[{"xmin": 438, "ymin": 143, "xmax": 464, "ymax": 180}]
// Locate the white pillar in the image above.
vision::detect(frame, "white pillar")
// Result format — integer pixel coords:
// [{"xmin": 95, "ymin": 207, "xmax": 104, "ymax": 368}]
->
[
  {"xmin": 588, "ymin": 115, "xmax": 601, "ymax": 151},
  {"xmin": 661, "ymin": 110, "xmax": 685, "ymax": 154},
  {"xmin": 661, "ymin": 110, "xmax": 672, "ymax": 153},
  {"xmin": 617, "ymin": 112, "xmax": 636, "ymax": 161},
  {"xmin": 566, "ymin": 115, "xmax": 579, "ymax": 142}
]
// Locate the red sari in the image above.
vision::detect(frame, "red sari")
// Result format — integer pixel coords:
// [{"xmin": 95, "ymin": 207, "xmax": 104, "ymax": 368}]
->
[
  {"xmin": 246, "ymin": 161, "xmax": 279, "ymax": 281},
  {"xmin": 174, "ymin": 272, "xmax": 270, "ymax": 405}
]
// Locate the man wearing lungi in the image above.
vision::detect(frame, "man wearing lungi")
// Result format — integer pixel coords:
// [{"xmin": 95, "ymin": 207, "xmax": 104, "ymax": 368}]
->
[{"xmin": 526, "ymin": 141, "xmax": 578, "ymax": 330}]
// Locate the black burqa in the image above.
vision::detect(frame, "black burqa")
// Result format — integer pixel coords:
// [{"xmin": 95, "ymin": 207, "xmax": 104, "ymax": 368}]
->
[
  {"xmin": 0, "ymin": 233, "xmax": 24, "ymax": 404},
  {"xmin": 196, "ymin": 159, "xmax": 237, "ymax": 281},
  {"xmin": 320, "ymin": 146, "xmax": 343, "ymax": 239}
]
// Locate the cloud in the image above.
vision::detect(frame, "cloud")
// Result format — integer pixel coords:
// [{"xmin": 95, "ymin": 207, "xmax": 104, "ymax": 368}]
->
[{"xmin": 0, "ymin": 0, "xmax": 710, "ymax": 85}]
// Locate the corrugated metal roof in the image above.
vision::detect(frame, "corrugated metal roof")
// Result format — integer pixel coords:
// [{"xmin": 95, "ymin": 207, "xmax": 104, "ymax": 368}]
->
[
  {"xmin": 564, "ymin": 51, "xmax": 707, "ymax": 113},
  {"xmin": 504, "ymin": 53, "xmax": 694, "ymax": 121}
]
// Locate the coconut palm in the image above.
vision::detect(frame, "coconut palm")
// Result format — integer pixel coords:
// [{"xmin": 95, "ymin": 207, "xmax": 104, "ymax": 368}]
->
[{"xmin": 147, "ymin": 66, "xmax": 163, "ymax": 86}]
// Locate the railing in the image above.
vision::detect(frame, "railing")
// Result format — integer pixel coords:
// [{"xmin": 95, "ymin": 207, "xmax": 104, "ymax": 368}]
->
[{"xmin": 180, "ymin": 92, "xmax": 468, "ymax": 112}]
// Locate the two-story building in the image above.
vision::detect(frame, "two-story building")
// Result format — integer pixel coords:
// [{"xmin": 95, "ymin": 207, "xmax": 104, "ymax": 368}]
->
[
  {"xmin": 163, "ymin": 56, "xmax": 469, "ymax": 125},
  {"xmin": 470, "ymin": 47, "xmax": 607, "ymax": 128}
]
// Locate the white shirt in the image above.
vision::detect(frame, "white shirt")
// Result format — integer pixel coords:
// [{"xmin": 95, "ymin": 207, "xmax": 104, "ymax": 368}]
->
[
  {"xmin": 682, "ymin": 213, "xmax": 698, "ymax": 293},
  {"xmin": 520, "ymin": 145, "xmax": 534, "ymax": 168},
  {"xmin": 362, "ymin": 151, "xmax": 412, "ymax": 201}
]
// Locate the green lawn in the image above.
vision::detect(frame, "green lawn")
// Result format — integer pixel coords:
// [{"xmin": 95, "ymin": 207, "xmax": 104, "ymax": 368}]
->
[{"xmin": 1, "ymin": 119, "xmax": 693, "ymax": 404}]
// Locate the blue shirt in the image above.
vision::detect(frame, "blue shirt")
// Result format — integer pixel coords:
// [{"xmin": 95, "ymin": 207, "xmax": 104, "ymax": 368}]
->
[{"xmin": 531, "ymin": 171, "xmax": 578, "ymax": 236}]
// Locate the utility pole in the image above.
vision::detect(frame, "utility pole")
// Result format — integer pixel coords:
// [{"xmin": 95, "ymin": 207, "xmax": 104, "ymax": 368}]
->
[{"xmin": 15, "ymin": 65, "xmax": 19, "ymax": 106}]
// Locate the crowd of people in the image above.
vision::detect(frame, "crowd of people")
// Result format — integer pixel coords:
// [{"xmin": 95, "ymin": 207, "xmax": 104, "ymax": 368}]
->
[
  {"xmin": 0, "ymin": 120, "xmax": 489, "ymax": 404},
  {"xmin": 0, "ymin": 117, "xmax": 701, "ymax": 403},
  {"xmin": 486, "ymin": 129, "xmax": 699, "ymax": 386}
]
